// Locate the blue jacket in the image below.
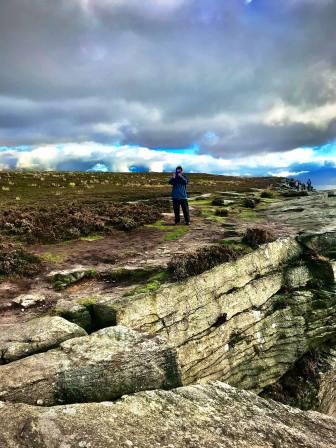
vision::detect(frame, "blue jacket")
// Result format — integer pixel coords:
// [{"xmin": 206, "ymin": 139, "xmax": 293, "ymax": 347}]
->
[{"xmin": 169, "ymin": 174, "xmax": 188, "ymax": 199}]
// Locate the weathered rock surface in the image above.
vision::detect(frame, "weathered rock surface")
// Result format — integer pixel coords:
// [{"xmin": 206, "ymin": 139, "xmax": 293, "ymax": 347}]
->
[
  {"xmin": 178, "ymin": 288, "xmax": 336, "ymax": 390},
  {"xmin": 319, "ymin": 367, "xmax": 336, "ymax": 418},
  {"xmin": 54, "ymin": 299, "xmax": 92, "ymax": 331},
  {"xmin": 0, "ymin": 316, "xmax": 87, "ymax": 364},
  {"xmin": 1, "ymin": 381, "xmax": 336, "ymax": 448},
  {"xmin": 260, "ymin": 193, "xmax": 336, "ymax": 235},
  {"xmin": 0, "ymin": 326, "xmax": 181, "ymax": 405},
  {"xmin": 93, "ymin": 236, "xmax": 336, "ymax": 391},
  {"xmin": 94, "ymin": 237, "xmax": 303, "ymax": 330}
]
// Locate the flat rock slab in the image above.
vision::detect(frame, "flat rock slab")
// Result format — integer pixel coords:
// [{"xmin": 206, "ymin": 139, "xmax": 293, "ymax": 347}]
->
[
  {"xmin": 260, "ymin": 194, "xmax": 336, "ymax": 235},
  {"xmin": 0, "ymin": 326, "xmax": 181, "ymax": 406},
  {"xmin": 12, "ymin": 293, "xmax": 46, "ymax": 308},
  {"xmin": 1, "ymin": 382, "xmax": 336, "ymax": 448},
  {"xmin": 0, "ymin": 316, "xmax": 87, "ymax": 364}
]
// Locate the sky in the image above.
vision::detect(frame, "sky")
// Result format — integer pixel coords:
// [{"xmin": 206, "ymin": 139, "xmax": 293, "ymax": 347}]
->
[{"xmin": 0, "ymin": 0, "xmax": 336, "ymax": 185}]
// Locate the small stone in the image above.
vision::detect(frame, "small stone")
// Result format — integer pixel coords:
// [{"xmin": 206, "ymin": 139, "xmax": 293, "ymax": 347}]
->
[{"xmin": 12, "ymin": 293, "xmax": 46, "ymax": 309}]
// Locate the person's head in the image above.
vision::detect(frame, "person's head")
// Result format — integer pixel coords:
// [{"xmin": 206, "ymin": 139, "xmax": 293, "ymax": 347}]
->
[{"xmin": 176, "ymin": 166, "xmax": 183, "ymax": 174}]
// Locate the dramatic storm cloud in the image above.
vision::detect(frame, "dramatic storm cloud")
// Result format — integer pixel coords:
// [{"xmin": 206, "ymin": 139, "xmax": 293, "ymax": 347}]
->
[{"xmin": 0, "ymin": 0, "xmax": 336, "ymax": 182}]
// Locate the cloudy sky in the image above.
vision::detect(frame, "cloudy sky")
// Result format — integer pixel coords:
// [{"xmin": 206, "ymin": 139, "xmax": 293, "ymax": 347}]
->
[{"xmin": 1, "ymin": 0, "xmax": 336, "ymax": 185}]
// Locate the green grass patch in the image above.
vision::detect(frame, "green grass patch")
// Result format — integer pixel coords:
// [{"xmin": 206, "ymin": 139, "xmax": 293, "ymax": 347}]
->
[
  {"xmin": 221, "ymin": 239, "xmax": 252, "ymax": 254},
  {"xmin": 77, "ymin": 296, "xmax": 99, "ymax": 306},
  {"xmin": 149, "ymin": 271, "xmax": 169, "ymax": 282},
  {"xmin": 80, "ymin": 234, "xmax": 104, "ymax": 242},
  {"xmin": 124, "ymin": 271, "xmax": 169, "ymax": 297},
  {"xmin": 40, "ymin": 252, "xmax": 66, "ymax": 263},
  {"xmin": 145, "ymin": 219, "xmax": 171, "ymax": 231},
  {"xmin": 191, "ymin": 199, "xmax": 228, "ymax": 222},
  {"xmin": 164, "ymin": 225, "xmax": 189, "ymax": 241},
  {"xmin": 201, "ymin": 208, "xmax": 227, "ymax": 222},
  {"xmin": 145, "ymin": 219, "xmax": 189, "ymax": 241},
  {"xmin": 189, "ymin": 199, "xmax": 213, "ymax": 206},
  {"xmin": 230, "ymin": 207, "xmax": 260, "ymax": 221},
  {"xmin": 199, "ymin": 207, "xmax": 215, "ymax": 218},
  {"xmin": 255, "ymin": 197, "xmax": 281, "ymax": 210}
]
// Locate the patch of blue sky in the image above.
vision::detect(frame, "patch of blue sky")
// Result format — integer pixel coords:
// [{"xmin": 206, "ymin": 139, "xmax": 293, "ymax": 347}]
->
[
  {"xmin": 312, "ymin": 141, "xmax": 336, "ymax": 157},
  {"xmin": 151, "ymin": 144, "xmax": 200, "ymax": 155},
  {"xmin": 88, "ymin": 163, "xmax": 109, "ymax": 172},
  {"xmin": 0, "ymin": 145, "xmax": 32, "ymax": 152}
]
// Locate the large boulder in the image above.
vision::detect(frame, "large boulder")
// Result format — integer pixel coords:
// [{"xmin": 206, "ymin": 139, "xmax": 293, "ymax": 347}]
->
[
  {"xmin": 92, "ymin": 237, "xmax": 336, "ymax": 391},
  {"xmin": 93, "ymin": 237, "xmax": 303, "ymax": 331},
  {"xmin": 177, "ymin": 288, "xmax": 336, "ymax": 391},
  {"xmin": 0, "ymin": 326, "xmax": 181, "ymax": 406},
  {"xmin": 0, "ymin": 316, "xmax": 87, "ymax": 364},
  {"xmin": 94, "ymin": 239, "xmax": 311, "ymax": 390},
  {"xmin": 1, "ymin": 382, "xmax": 336, "ymax": 448}
]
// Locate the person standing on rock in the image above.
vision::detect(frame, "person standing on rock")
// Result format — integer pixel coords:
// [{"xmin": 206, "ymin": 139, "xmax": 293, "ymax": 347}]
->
[{"xmin": 169, "ymin": 166, "xmax": 190, "ymax": 225}]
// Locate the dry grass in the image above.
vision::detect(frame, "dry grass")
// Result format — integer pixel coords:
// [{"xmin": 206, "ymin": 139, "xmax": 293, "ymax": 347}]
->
[
  {"xmin": 242, "ymin": 227, "xmax": 276, "ymax": 247},
  {"xmin": 0, "ymin": 240, "xmax": 42, "ymax": 277},
  {"xmin": 167, "ymin": 244, "xmax": 239, "ymax": 281},
  {"xmin": 0, "ymin": 202, "xmax": 162, "ymax": 243}
]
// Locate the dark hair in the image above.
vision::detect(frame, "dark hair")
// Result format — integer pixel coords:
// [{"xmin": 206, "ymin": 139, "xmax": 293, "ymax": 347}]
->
[{"xmin": 176, "ymin": 166, "xmax": 183, "ymax": 171}]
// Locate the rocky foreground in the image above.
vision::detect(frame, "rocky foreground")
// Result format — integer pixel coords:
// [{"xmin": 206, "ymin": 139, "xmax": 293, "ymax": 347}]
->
[
  {"xmin": 2, "ymin": 381, "xmax": 336, "ymax": 448},
  {"xmin": 1, "ymin": 186, "xmax": 336, "ymax": 446}
]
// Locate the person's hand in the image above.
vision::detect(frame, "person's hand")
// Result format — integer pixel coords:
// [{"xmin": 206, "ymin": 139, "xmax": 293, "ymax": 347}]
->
[{"xmin": 172, "ymin": 172, "xmax": 176, "ymax": 178}]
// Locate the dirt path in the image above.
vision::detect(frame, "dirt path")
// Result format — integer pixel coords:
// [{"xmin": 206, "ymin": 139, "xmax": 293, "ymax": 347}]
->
[
  {"xmin": 0, "ymin": 202, "xmax": 227, "ymax": 327},
  {"xmin": 28, "ymin": 205, "xmax": 225, "ymax": 272}
]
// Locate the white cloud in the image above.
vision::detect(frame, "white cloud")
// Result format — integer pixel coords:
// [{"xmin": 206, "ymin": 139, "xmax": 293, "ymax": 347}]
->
[
  {"xmin": 264, "ymin": 100, "xmax": 336, "ymax": 128},
  {"xmin": 269, "ymin": 170, "xmax": 309, "ymax": 177},
  {"xmin": 0, "ymin": 141, "xmax": 333, "ymax": 176},
  {"xmin": 75, "ymin": 0, "xmax": 188, "ymax": 17}
]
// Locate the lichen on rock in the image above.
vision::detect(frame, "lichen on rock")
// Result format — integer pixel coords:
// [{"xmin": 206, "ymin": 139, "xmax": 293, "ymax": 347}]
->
[
  {"xmin": 1, "ymin": 382, "xmax": 336, "ymax": 448},
  {"xmin": 0, "ymin": 326, "xmax": 182, "ymax": 405}
]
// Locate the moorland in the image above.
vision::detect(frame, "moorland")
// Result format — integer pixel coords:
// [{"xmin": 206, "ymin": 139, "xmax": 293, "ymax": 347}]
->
[{"xmin": 1, "ymin": 171, "xmax": 336, "ymax": 447}]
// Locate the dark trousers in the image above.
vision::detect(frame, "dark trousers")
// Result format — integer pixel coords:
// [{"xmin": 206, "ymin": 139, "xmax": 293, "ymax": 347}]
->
[{"xmin": 172, "ymin": 198, "xmax": 190, "ymax": 224}]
